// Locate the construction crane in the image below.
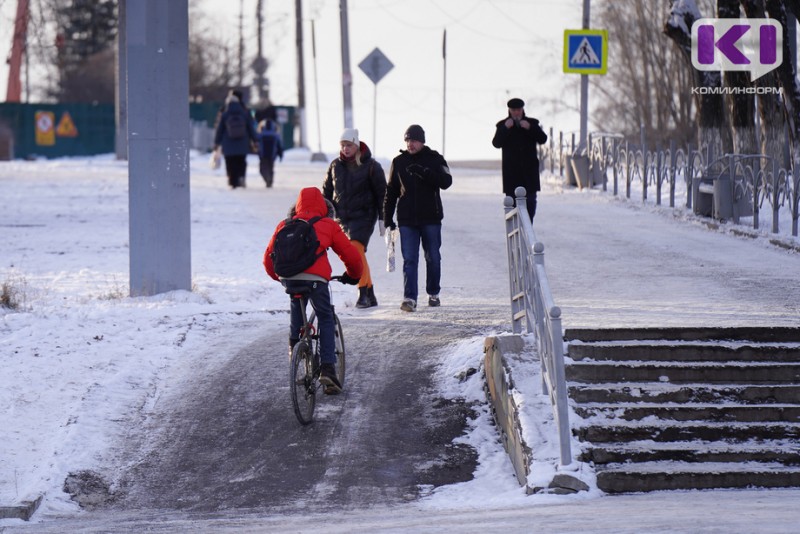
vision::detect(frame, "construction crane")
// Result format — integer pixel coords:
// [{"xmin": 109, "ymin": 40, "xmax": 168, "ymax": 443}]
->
[{"xmin": 6, "ymin": 0, "xmax": 29, "ymax": 102}]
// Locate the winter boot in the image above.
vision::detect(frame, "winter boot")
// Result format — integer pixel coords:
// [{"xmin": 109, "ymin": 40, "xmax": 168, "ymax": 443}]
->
[
  {"xmin": 319, "ymin": 363, "xmax": 342, "ymax": 394},
  {"xmin": 356, "ymin": 286, "xmax": 371, "ymax": 308},
  {"xmin": 367, "ymin": 286, "xmax": 378, "ymax": 307}
]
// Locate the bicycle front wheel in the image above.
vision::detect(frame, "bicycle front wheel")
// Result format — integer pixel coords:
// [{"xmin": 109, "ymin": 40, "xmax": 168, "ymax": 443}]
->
[
  {"xmin": 334, "ymin": 314, "xmax": 346, "ymax": 389},
  {"xmin": 290, "ymin": 340, "xmax": 316, "ymax": 425}
]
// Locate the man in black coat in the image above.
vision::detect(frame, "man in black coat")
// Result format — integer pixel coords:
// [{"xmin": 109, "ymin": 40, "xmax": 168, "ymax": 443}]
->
[
  {"xmin": 383, "ymin": 124, "xmax": 452, "ymax": 312},
  {"xmin": 492, "ymin": 97, "xmax": 548, "ymax": 221}
]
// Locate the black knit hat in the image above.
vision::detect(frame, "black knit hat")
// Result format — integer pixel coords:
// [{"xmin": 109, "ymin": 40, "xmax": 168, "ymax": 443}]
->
[
  {"xmin": 404, "ymin": 124, "xmax": 425, "ymax": 143},
  {"xmin": 507, "ymin": 97, "xmax": 525, "ymax": 109}
]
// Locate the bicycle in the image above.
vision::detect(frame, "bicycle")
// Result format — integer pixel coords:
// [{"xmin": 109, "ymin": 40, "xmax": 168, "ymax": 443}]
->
[{"xmin": 287, "ymin": 276, "xmax": 346, "ymax": 425}]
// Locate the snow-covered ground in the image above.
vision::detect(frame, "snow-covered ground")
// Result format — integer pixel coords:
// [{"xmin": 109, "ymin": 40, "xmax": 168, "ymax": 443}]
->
[{"xmin": 2, "ymin": 150, "xmax": 800, "ymax": 532}]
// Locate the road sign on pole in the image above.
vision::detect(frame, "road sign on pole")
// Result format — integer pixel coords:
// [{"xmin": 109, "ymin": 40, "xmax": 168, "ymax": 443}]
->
[
  {"xmin": 358, "ymin": 48, "xmax": 394, "ymax": 156},
  {"xmin": 358, "ymin": 47, "xmax": 394, "ymax": 84},
  {"xmin": 563, "ymin": 29, "xmax": 608, "ymax": 75}
]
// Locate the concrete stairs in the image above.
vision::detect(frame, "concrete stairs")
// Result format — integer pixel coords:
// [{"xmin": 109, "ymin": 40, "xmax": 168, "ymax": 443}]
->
[{"xmin": 564, "ymin": 327, "xmax": 800, "ymax": 493}]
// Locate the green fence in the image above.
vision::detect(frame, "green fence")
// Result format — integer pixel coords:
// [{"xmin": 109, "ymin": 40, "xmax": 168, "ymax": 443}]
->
[
  {"xmin": 0, "ymin": 102, "xmax": 295, "ymax": 160},
  {"xmin": 0, "ymin": 102, "xmax": 115, "ymax": 159}
]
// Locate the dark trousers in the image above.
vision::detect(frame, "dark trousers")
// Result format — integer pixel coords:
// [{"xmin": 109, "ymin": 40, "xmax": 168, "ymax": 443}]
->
[
  {"xmin": 512, "ymin": 191, "xmax": 537, "ymax": 221},
  {"xmin": 224, "ymin": 155, "xmax": 247, "ymax": 188},
  {"xmin": 285, "ymin": 280, "xmax": 336, "ymax": 365},
  {"xmin": 259, "ymin": 158, "xmax": 275, "ymax": 187}
]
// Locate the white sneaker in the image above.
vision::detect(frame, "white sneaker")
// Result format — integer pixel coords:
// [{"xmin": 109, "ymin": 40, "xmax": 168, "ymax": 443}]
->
[{"xmin": 400, "ymin": 298, "xmax": 416, "ymax": 312}]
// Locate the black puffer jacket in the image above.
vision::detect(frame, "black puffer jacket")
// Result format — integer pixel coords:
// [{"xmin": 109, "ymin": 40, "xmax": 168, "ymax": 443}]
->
[
  {"xmin": 492, "ymin": 114, "xmax": 547, "ymax": 197},
  {"xmin": 384, "ymin": 145, "xmax": 452, "ymax": 227},
  {"xmin": 322, "ymin": 143, "xmax": 387, "ymax": 248}
]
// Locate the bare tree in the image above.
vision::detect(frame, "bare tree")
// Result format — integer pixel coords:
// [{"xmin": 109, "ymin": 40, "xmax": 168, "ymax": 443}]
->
[
  {"xmin": 765, "ymin": 0, "xmax": 800, "ymax": 173},
  {"xmin": 593, "ymin": 0, "xmax": 699, "ymax": 147},
  {"xmin": 188, "ymin": 0, "xmax": 239, "ymax": 103},
  {"xmin": 718, "ymin": 0, "xmax": 757, "ymax": 155},
  {"xmin": 664, "ymin": 0, "xmax": 732, "ymax": 155},
  {"xmin": 741, "ymin": 0, "xmax": 783, "ymax": 164},
  {"xmin": 14, "ymin": 0, "xmax": 240, "ymax": 104}
]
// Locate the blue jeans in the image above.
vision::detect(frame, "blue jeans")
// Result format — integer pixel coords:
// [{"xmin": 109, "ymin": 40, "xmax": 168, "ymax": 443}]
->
[
  {"xmin": 399, "ymin": 224, "xmax": 442, "ymax": 301},
  {"xmin": 285, "ymin": 280, "xmax": 336, "ymax": 365}
]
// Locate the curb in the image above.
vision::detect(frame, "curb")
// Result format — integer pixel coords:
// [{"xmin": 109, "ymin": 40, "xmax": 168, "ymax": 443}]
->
[
  {"xmin": 0, "ymin": 495, "xmax": 43, "ymax": 521},
  {"xmin": 483, "ymin": 335, "xmax": 530, "ymax": 488},
  {"xmin": 483, "ymin": 335, "xmax": 588, "ymax": 494}
]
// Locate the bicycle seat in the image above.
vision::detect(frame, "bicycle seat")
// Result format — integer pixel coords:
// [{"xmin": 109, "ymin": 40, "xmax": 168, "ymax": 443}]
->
[
  {"xmin": 282, "ymin": 280, "xmax": 313, "ymax": 297},
  {"xmin": 286, "ymin": 287, "xmax": 312, "ymax": 297}
]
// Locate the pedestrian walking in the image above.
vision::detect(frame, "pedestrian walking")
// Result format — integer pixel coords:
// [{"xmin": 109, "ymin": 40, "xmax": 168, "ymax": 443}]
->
[
  {"xmin": 322, "ymin": 128, "xmax": 387, "ymax": 308},
  {"xmin": 256, "ymin": 118, "xmax": 283, "ymax": 188},
  {"xmin": 383, "ymin": 124, "xmax": 452, "ymax": 312},
  {"xmin": 214, "ymin": 91, "xmax": 257, "ymax": 189},
  {"xmin": 491, "ymin": 97, "xmax": 548, "ymax": 220}
]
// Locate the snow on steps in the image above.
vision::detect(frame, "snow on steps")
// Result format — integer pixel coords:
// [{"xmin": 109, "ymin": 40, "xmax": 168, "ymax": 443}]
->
[{"xmin": 565, "ymin": 327, "xmax": 800, "ymax": 494}]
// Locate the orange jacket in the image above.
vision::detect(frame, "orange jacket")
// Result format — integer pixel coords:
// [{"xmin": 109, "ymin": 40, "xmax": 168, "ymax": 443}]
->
[{"xmin": 263, "ymin": 187, "xmax": 363, "ymax": 281}]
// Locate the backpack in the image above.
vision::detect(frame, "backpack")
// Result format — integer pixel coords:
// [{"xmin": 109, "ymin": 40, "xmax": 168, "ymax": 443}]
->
[
  {"xmin": 225, "ymin": 113, "xmax": 247, "ymax": 139},
  {"xmin": 270, "ymin": 216, "xmax": 325, "ymax": 277}
]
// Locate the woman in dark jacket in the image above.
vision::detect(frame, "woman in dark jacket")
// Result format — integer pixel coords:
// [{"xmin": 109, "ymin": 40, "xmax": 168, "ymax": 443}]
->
[
  {"xmin": 214, "ymin": 93, "xmax": 257, "ymax": 189},
  {"xmin": 322, "ymin": 128, "xmax": 387, "ymax": 308}
]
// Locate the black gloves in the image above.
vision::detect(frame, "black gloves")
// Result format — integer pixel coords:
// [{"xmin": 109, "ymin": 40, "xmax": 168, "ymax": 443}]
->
[
  {"xmin": 384, "ymin": 220, "xmax": 397, "ymax": 230},
  {"xmin": 340, "ymin": 272, "xmax": 359, "ymax": 285},
  {"xmin": 406, "ymin": 163, "xmax": 430, "ymax": 180}
]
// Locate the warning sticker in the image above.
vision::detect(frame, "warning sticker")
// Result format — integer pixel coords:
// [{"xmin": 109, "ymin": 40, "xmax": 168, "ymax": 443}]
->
[{"xmin": 56, "ymin": 111, "xmax": 79, "ymax": 137}]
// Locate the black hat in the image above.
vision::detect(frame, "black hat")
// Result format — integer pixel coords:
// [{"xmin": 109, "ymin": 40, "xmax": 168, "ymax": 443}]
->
[
  {"xmin": 404, "ymin": 124, "xmax": 425, "ymax": 143},
  {"xmin": 507, "ymin": 97, "xmax": 525, "ymax": 109}
]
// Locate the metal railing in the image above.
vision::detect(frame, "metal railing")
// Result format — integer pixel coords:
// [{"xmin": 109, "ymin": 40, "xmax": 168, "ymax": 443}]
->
[
  {"xmin": 504, "ymin": 187, "xmax": 572, "ymax": 468},
  {"xmin": 538, "ymin": 129, "xmax": 800, "ymax": 237}
]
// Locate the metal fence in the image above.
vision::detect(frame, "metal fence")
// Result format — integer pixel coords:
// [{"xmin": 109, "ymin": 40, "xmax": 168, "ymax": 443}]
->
[
  {"xmin": 539, "ymin": 129, "xmax": 800, "ymax": 237},
  {"xmin": 504, "ymin": 187, "xmax": 572, "ymax": 468}
]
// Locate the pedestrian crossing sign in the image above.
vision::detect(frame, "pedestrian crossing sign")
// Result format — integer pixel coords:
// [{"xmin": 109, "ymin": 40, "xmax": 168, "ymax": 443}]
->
[{"xmin": 564, "ymin": 29, "xmax": 608, "ymax": 74}]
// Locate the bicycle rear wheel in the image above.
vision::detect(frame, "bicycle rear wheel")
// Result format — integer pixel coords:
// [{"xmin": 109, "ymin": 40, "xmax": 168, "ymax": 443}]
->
[
  {"xmin": 334, "ymin": 314, "xmax": 346, "ymax": 388},
  {"xmin": 290, "ymin": 340, "xmax": 316, "ymax": 424}
]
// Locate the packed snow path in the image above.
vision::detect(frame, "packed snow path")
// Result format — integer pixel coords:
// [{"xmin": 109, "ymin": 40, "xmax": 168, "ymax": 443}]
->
[{"xmin": 2, "ymin": 152, "xmax": 800, "ymax": 532}]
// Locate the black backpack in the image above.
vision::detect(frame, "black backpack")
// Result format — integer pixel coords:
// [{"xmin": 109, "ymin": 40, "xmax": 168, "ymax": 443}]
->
[
  {"xmin": 225, "ymin": 113, "xmax": 247, "ymax": 139},
  {"xmin": 270, "ymin": 216, "xmax": 325, "ymax": 277}
]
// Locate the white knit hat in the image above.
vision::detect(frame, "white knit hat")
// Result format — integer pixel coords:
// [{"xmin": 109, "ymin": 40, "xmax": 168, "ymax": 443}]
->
[{"xmin": 340, "ymin": 128, "xmax": 359, "ymax": 145}]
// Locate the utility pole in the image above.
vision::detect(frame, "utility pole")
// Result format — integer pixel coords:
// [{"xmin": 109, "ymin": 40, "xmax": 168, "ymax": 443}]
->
[
  {"xmin": 252, "ymin": 0, "xmax": 270, "ymax": 107},
  {"xmin": 295, "ymin": 0, "xmax": 307, "ymax": 148},
  {"xmin": 238, "ymin": 0, "xmax": 244, "ymax": 87},
  {"xmin": 311, "ymin": 19, "xmax": 326, "ymax": 161},
  {"xmin": 340, "ymin": 0, "xmax": 353, "ymax": 128},
  {"xmin": 579, "ymin": 0, "xmax": 590, "ymax": 151},
  {"xmin": 115, "ymin": 0, "xmax": 128, "ymax": 160},
  {"xmin": 442, "ymin": 29, "xmax": 447, "ymax": 156}
]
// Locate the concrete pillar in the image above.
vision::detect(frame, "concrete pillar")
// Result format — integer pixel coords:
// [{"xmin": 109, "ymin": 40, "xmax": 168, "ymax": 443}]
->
[{"xmin": 126, "ymin": 0, "xmax": 191, "ymax": 296}]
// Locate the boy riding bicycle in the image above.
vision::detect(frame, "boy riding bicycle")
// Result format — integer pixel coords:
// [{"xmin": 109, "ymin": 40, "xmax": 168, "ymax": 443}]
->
[{"xmin": 263, "ymin": 187, "xmax": 362, "ymax": 393}]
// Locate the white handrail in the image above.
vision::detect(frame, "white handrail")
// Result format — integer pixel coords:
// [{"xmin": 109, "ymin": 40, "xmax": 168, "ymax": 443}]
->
[{"xmin": 504, "ymin": 187, "xmax": 572, "ymax": 468}]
